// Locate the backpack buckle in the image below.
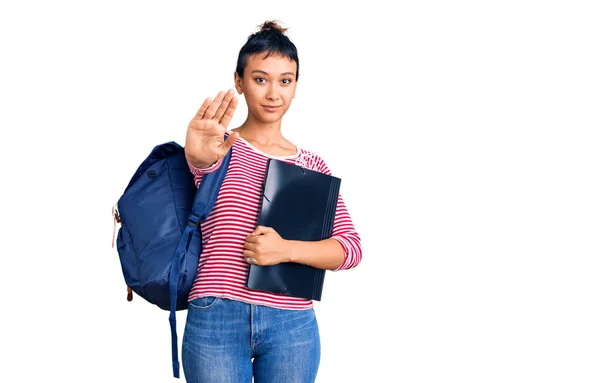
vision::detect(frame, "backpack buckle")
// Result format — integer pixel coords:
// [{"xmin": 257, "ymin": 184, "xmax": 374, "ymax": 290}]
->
[
  {"xmin": 112, "ymin": 203, "xmax": 121, "ymax": 223},
  {"xmin": 188, "ymin": 214, "xmax": 200, "ymax": 228},
  {"xmin": 112, "ymin": 203, "xmax": 121, "ymax": 248}
]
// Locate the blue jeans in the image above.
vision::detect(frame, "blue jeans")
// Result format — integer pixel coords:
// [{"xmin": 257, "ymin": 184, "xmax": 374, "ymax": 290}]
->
[{"xmin": 182, "ymin": 297, "xmax": 321, "ymax": 383}]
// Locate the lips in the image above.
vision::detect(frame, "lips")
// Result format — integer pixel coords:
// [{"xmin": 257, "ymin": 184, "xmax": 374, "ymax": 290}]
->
[{"xmin": 262, "ymin": 105, "xmax": 281, "ymax": 112}]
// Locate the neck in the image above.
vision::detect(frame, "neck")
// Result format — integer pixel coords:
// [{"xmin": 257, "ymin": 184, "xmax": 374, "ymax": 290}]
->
[
  {"xmin": 233, "ymin": 115, "xmax": 298, "ymax": 157},
  {"xmin": 236, "ymin": 117, "xmax": 284, "ymax": 145}
]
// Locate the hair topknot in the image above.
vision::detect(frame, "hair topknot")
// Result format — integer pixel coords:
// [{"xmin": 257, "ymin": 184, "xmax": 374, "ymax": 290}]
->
[
  {"xmin": 236, "ymin": 19, "xmax": 299, "ymax": 80},
  {"xmin": 259, "ymin": 20, "xmax": 288, "ymax": 34}
]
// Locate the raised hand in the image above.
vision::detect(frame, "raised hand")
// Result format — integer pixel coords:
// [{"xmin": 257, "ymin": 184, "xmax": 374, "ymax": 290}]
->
[{"xmin": 185, "ymin": 89, "xmax": 240, "ymax": 168}]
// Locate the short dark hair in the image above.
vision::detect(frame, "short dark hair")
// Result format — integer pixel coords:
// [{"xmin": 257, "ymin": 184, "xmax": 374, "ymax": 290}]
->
[{"xmin": 235, "ymin": 20, "xmax": 300, "ymax": 80}]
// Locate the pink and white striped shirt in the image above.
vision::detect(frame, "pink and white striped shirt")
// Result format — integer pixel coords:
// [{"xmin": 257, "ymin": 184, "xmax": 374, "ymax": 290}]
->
[{"xmin": 187, "ymin": 134, "xmax": 362, "ymax": 310}]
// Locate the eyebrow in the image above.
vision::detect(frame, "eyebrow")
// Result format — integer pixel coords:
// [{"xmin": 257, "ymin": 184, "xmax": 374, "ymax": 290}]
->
[{"xmin": 251, "ymin": 70, "xmax": 295, "ymax": 77}]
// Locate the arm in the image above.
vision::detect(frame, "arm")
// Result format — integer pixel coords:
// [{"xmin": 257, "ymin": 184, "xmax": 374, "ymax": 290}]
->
[
  {"xmin": 287, "ymin": 238, "xmax": 345, "ymax": 271},
  {"xmin": 243, "ymin": 153, "xmax": 362, "ymax": 270},
  {"xmin": 286, "ymin": 191, "xmax": 362, "ymax": 270},
  {"xmin": 243, "ymin": 194, "xmax": 362, "ymax": 271},
  {"xmin": 187, "ymin": 156, "xmax": 224, "ymax": 187}
]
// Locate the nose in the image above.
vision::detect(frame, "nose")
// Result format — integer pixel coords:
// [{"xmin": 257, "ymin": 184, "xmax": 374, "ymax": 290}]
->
[{"xmin": 266, "ymin": 83, "xmax": 280, "ymax": 101}]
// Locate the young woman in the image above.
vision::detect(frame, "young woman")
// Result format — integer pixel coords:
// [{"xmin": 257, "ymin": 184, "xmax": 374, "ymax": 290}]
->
[{"xmin": 182, "ymin": 20, "xmax": 362, "ymax": 383}]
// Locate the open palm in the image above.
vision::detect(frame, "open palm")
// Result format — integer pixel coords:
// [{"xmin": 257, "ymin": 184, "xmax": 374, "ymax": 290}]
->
[{"xmin": 185, "ymin": 89, "xmax": 240, "ymax": 168}]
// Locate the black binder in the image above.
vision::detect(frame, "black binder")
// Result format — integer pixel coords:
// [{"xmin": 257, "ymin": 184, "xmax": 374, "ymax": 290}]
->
[{"xmin": 245, "ymin": 158, "xmax": 341, "ymax": 301}]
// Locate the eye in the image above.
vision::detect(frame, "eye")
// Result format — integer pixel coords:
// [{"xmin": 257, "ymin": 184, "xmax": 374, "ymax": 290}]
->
[
  {"xmin": 254, "ymin": 77, "xmax": 266, "ymax": 83},
  {"xmin": 281, "ymin": 78, "xmax": 292, "ymax": 85}
]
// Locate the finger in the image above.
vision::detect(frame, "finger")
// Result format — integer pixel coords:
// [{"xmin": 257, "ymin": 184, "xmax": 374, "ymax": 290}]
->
[
  {"xmin": 220, "ymin": 131, "xmax": 239, "ymax": 153},
  {"xmin": 243, "ymin": 241, "xmax": 258, "ymax": 252},
  {"xmin": 219, "ymin": 93, "xmax": 238, "ymax": 128},
  {"xmin": 245, "ymin": 257, "xmax": 258, "ymax": 265},
  {"xmin": 245, "ymin": 235, "xmax": 260, "ymax": 244},
  {"xmin": 204, "ymin": 91, "xmax": 227, "ymax": 119},
  {"xmin": 250, "ymin": 225, "xmax": 271, "ymax": 236},
  {"xmin": 194, "ymin": 97, "xmax": 212, "ymax": 119},
  {"xmin": 243, "ymin": 250, "xmax": 256, "ymax": 258},
  {"xmin": 212, "ymin": 89, "xmax": 235, "ymax": 121}
]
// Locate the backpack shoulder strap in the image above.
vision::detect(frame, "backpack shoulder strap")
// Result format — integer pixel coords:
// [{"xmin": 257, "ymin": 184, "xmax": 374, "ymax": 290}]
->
[
  {"xmin": 168, "ymin": 147, "xmax": 233, "ymax": 378},
  {"xmin": 188, "ymin": 150, "xmax": 232, "ymax": 224}
]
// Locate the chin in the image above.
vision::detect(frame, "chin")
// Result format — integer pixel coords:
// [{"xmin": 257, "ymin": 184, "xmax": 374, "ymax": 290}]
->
[{"xmin": 258, "ymin": 113, "xmax": 283, "ymax": 123}]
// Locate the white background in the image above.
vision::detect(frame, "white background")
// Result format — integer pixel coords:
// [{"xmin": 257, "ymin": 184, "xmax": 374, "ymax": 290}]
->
[{"xmin": 1, "ymin": 1, "xmax": 599, "ymax": 382}]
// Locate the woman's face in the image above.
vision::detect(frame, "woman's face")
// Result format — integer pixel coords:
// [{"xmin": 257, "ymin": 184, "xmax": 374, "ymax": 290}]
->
[{"xmin": 235, "ymin": 52, "xmax": 297, "ymax": 124}]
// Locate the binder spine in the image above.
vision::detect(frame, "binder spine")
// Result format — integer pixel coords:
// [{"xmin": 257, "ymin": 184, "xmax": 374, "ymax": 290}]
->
[
  {"xmin": 312, "ymin": 269, "xmax": 324, "ymax": 301},
  {"xmin": 313, "ymin": 177, "xmax": 341, "ymax": 301},
  {"xmin": 322, "ymin": 177, "xmax": 341, "ymax": 239}
]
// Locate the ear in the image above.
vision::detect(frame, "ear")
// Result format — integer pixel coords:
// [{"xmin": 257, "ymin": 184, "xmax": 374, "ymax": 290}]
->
[{"xmin": 234, "ymin": 72, "xmax": 243, "ymax": 94}]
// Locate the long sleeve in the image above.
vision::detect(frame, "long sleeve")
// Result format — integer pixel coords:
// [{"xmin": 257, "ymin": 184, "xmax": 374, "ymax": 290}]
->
[
  {"xmin": 184, "ymin": 138, "xmax": 361, "ymax": 309},
  {"xmin": 330, "ymin": 194, "xmax": 362, "ymax": 271},
  {"xmin": 188, "ymin": 158, "xmax": 223, "ymax": 187},
  {"xmin": 304, "ymin": 153, "xmax": 362, "ymax": 272}
]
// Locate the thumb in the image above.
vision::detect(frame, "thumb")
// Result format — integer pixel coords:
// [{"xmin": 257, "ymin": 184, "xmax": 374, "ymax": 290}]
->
[
  {"xmin": 219, "ymin": 130, "xmax": 239, "ymax": 154},
  {"xmin": 225, "ymin": 131, "xmax": 239, "ymax": 146},
  {"xmin": 250, "ymin": 225, "xmax": 272, "ymax": 236}
]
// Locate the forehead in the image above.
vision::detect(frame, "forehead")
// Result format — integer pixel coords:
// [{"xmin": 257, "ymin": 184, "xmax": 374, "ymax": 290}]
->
[{"xmin": 245, "ymin": 52, "xmax": 296, "ymax": 75}]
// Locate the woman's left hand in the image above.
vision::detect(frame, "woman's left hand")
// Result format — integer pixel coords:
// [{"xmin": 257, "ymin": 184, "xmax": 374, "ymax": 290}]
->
[{"xmin": 243, "ymin": 226, "xmax": 290, "ymax": 266}]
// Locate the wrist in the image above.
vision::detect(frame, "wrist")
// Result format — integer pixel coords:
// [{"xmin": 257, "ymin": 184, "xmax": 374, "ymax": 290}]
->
[
  {"xmin": 187, "ymin": 156, "xmax": 218, "ymax": 170},
  {"xmin": 198, "ymin": 160, "xmax": 217, "ymax": 169},
  {"xmin": 185, "ymin": 153, "xmax": 217, "ymax": 169},
  {"xmin": 284, "ymin": 240, "xmax": 298, "ymax": 263}
]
